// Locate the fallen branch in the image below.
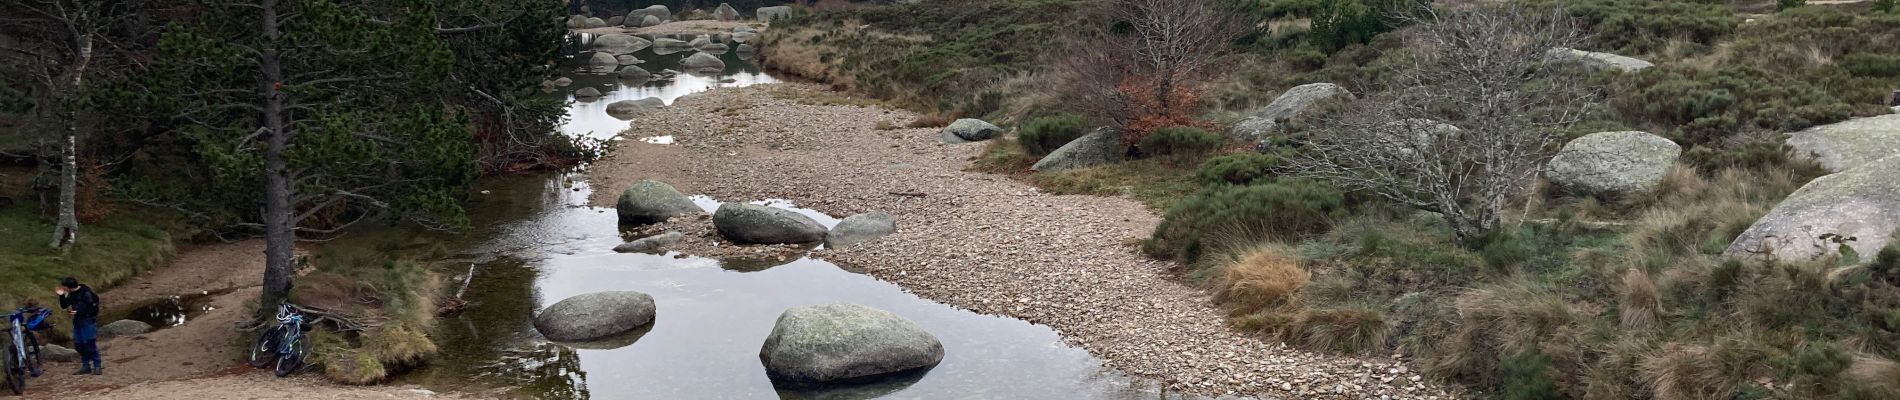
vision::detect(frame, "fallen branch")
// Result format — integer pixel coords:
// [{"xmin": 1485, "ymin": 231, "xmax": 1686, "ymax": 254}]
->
[{"xmin": 887, "ymin": 191, "xmax": 927, "ymax": 198}]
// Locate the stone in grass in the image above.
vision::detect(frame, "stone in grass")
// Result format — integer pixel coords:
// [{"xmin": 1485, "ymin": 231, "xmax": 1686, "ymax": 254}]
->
[
  {"xmin": 713, "ymin": 203, "xmax": 827, "ymax": 244},
  {"xmin": 1785, "ymin": 114, "xmax": 1900, "ymax": 173},
  {"xmin": 1544, "ymin": 131, "xmax": 1680, "ymax": 197},
  {"xmin": 826, "ymin": 212, "xmax": 896, "ymax": 249},
  {"xmin": 1032, "ymin": 128, "xmax": 1124, "ymax": 172},
  {"xmin": 759, "ymin": 304, "xmax": 944, "ymax": 385},
  {"xmin": 938, "ymin": 119, "xmax": 1003, "ymax": 144},
  {"xmin": 533, "ymin": 291, "xmax": 657, "ymax": 342},
  {"xmin": 616, "ymin": 180, "xmax": 701, "ymax": 224},
  {"xmin": 1724, "ymin": 154, "xmax": 1900, "ymax": 265}
]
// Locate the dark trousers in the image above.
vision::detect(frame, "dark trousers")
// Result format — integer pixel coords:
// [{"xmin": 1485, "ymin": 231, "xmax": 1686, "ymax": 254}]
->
[{"xmin": 72, "ymin": 320, "xmax": 100, "ymax": 370}]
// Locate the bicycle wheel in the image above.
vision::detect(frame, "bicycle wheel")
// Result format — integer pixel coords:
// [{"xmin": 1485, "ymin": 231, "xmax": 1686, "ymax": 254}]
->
[
  {"xmin": 4, "ymin": 345, "xmax": 22, "ymax": 395},
  {"xmin": 272, "ymin": 334, "xmax": 307, "ymax": 377},
  {"xmin": 248, "ymin": 327, "xmax": 282, "ymax": 369},
  {"xmin": 22, "ymin": 334, "xmax": 40, "ymax": 377}
]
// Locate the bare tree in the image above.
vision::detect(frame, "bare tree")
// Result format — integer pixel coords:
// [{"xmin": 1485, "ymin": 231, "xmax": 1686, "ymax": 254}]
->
[
  {"xmin": 1058, "ymin": 0, "xmax": 1245, "ymax": 134},
  {"xmin": 0, "ymin": 0, "xmax": 132, "ymax": 252},
  {"xmin": 1286, "ymin": 4, "xmax": 1597, "ymax": 243}
]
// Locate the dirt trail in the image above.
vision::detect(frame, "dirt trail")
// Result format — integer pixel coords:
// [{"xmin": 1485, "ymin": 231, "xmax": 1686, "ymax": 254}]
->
[
  {"xmin": 586, "ymin": 83, "xmax": 1457, "ymax": 399},
  {"xmin": 17, "ymin": 240, "xmax": 454, "ymax": 400}
]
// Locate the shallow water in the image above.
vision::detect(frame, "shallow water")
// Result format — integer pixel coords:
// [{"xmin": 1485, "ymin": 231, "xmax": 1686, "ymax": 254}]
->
[
  {"xmin": 556, "ymin": 32, "xmax": 778, "ymax": 140},
  {"xmin": 391, "ymin": 32, "xmax": 1183, "ymax": 399}
]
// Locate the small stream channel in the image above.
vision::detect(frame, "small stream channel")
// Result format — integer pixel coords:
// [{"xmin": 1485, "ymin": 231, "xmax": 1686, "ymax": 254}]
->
[{"xmin": 380, "ymin": 32, "xmax": 1190, "ymax": 399}]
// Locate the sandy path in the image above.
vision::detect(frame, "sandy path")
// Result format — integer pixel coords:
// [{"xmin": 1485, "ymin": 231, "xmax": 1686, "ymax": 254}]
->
[
  {"xmin": 586, "ymin": 83, "xmax": 1457, "ymax": 399},
  {"xmin": 18, "ymin": 240, "xmax": 457, "ymax": 400}
]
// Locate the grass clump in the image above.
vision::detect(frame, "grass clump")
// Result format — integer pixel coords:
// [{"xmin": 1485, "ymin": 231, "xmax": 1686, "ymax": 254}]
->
[
  {"xmin": 1144, "ymin": 180, "xmax": 1346, "ymax": 263},
  {"xmin": 1136, "ymin": 126, "xmax": 1225, "ymax": 160},
  {"xmin": 1018, "ymin": 113, "xmax": 1089, "ymax": 156},
  {"xmin": 293, "ymin": 241, "xmax": 444, "ymax": 385},
  {"xmin": 1195, "ymin": 152, "xmax": 1284, "ymax": 186},
  {"xmin": 1211, "ymin": 244, "xmax": 1308, "ymax": 313}
]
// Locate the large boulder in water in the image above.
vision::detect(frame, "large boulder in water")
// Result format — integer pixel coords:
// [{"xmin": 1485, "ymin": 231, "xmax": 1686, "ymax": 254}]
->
[
  {"xmin": 826, "ymin": 212, "xmax": 897, "ymax": 249},
  {"xmin": 101, "ymin": 320, "xmax": 153, "ymax": 337},
  {"xmin": 1544, "ymin": 131, "xmax": 1680, "ymax": 196},
  {"xmin": 617, "ymin": 65, "xmax": 652, "ymax": 81},
  {"xmin": 573, "ymin": 86, "xmax": 602, "ymax": 98},
  {"xmin": 714, "ymin": 3, "xmax": 741, "ymax": 21},
  {"xmin": 680, "ymin": 52, "xmax": 726, "ymax": 72},
  {"xmin": 759, "ymin": 304, "xmax": 944, "ymax": 384},
  {"xmin": 593, "ymin": 34, "xmax": 651, "ymax": 54},
  {"xmin": 939, "ymin": 119, "xmax": 1003, "ymax": 144},
  {"xmin": 533, "ymin": 291, "xmax": 656, "ymax": 342},
  {"xmin": 1785, "ymin": 114, "xmax": 1900, "ymax": 173},
  {"xmin": 606, "ymin": 97, "xmax": 665, "ymax": 120},
  {"xmin": 1724, "ymin": 154, "xmax": 1900, "ymax": 264},
  {"xmin": 616, "ymin": 54, "xmax": 643, "ymax": 65},
  {"xmin": 688, "ymin": 35, "xmax": 712, "ymax": 48},
  {"xmin": 616, "ymin": 180, "xmax": 701, "ymax": 224},
  {"xmin": 1546, "ymin": 47, "xmax": 1654, "ymax": 73},
  {"xmin": 614, "ymin": 231, "xmax": 684, "ymax": 254},
  {"xmin": 1032, "ymin": 128, "xmax": 1124, "ymax": 172},
  {"xmin": 587, "ymin": 52, "xmax": 618, "ymax": 72},
  {"xmin": 1255, "ymin": 83, "xmax": 1353, "ymax": 122},
  {"xmin": 757, "ymin": 6, "xmax": 792, "ymax": 21},
  {"xmin": 713, "ymin": 203, "xmax": 827, "ymax": 244}
]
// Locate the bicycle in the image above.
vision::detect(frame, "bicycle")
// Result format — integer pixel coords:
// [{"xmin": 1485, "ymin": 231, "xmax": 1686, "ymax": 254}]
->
[
  {"xmin": 5, "ymin": 304, "xmax": 49, "ymax": 395},
  {"xmin": 247, "ymin": 303, "xmax": 310, "ymax": 377}
]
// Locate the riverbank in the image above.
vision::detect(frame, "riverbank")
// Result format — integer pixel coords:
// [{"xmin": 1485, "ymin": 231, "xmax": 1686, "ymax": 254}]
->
[{"xmin": 585, "ymin": 83, "xmax": 1455, "ymax": 399}]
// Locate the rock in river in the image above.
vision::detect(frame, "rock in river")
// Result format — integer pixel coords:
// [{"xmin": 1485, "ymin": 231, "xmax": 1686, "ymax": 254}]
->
[
  {"xmin": 533, "ymin": 291, "xmax": 657, "ymax": 342},
  {"xmin": 1544, "ymin": 131, "xmax": 1680, "ymax": 196},
  {"xmin": 1785, "ymin": 114, "xmax": 1900, "ymax": 173},
  {"xmin": 593, "ymin": 34, "xmax": 651, "ymax": 54},
  {"xmin": 653, "ymin": 37, "xmax": 690, "ymax": 48},
  {"xmin": 617, "ymin": 65, "xmax": 652, "ymax": 81},
  {"xmin": 616, "ymin": 180, "xmax": 701, "ymax": 224},
  {"xmin": 680, "ymin": 52, "xmax": 726, "ymax": 72},
  {"xmin": 713, "ymin": 203, "xmax": 827, "ymax": 244},
  {"xmin": 573, "ymin": 86, "xmax": 602, "ymax": 98},
  {"xmin": 606, "ymin": 97, "xmax": 665, "ymax": 120},
  {"xmin": 1725, "ymin": 154, "xmax": 1900, "ymax": 264},
  {"xmin": 826, "ymin": 212, "xmax": 897, "ymax": 249},
  {"xmin": 614, "ymin": 231, "xmax": 684, "ymax": 254},
  {"xmin": 1032, "ymin": 128, "xmax": 1123, "ymax": 172},
  {"xmin": 759, "ymin": 304, "xmax": 944, "ymax": 384},
  {"xmin": 101, "ymin": 319, "xmax": 153, "ymax": 337},
  {"xmin": 939, "ymin": 118, "xmax": 1003, "ymax": 144}
]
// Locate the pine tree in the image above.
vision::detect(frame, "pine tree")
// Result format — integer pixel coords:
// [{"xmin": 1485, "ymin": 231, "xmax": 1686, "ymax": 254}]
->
[{"xmin": 152, "ymin": 0, "xmax": 479, "ymax": 315}]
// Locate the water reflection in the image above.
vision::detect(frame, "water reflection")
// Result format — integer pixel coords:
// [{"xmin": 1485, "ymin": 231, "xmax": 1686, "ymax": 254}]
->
[{"xmin": 556, "ymin": 33, "xmax": 779, "ymax": 140}]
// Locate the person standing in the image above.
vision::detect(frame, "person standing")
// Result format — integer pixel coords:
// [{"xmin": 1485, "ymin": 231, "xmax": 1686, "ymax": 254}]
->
[{"xmin": 55, "ymin": 277, "xmax": 101, "ymax": 375}]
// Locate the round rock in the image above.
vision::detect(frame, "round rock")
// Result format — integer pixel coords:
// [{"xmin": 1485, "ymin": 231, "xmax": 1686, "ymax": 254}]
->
[
  {"xmin": 101, "ymin": 319, "xmax": 154, "ymax": 337},
  {"xmin": 680, "ymin": 52, "xmax": 726, "ymax": 72},
  {"xmin": 759, "ymin": 304, "xmax": 944, "ymax": 384},
  {"xmin": 826, "ymin": 212, "xmax": 897, "ymax": 249},
  {"xmin": 616, "ymin": 180, "xmax": 701, "ymax": 224},
  {"xmin": 713, "ymin": 203, "xmax": 827, "ymax": 244},
  {"xmin": 532, "ymin": 291, "xmax": 657, "ymax": 342},
  {"xmin": 939, "ymin": 119, "xmax": 1003, "ymax": 144},
  {"xmin": 1544, "ymin": 131, "xmax": 1680, "ymax": 196}
]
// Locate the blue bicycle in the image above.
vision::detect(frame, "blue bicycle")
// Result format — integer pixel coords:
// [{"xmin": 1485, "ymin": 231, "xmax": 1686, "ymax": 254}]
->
[
  {"xmin": 5, "ymin": 304, "xmax": 49, "ymax": 395},
  {"xmin": 247, "ymin": 303, "xmax": 310, "ymax": 377}
]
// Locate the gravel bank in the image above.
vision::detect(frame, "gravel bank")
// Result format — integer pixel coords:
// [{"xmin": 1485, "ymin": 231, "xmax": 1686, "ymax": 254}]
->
[{"xmin": 587, "ymin": 83, "xmax": 1458, "ymax": 399}]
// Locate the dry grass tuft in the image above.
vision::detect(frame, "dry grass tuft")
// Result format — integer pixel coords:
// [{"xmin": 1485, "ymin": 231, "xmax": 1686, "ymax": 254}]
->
[
  {"xmin": 1637, "ymin": 340, "xmax": 1762, "ymax": 400},
  {"xmin": 1284, "ymin": 306, "xmax": 1390, "ymax": 355},
  {"xmin": 1212, "ymin": 244, "xmax": 1309, "ymax": 315},
  {"xmin": 1619, "ymin": 267, "xmax": 1661, "ymax": 331},
  {"xmin": 1430, "ymin": 282, "xmax": 1586, "ymax": 386}
]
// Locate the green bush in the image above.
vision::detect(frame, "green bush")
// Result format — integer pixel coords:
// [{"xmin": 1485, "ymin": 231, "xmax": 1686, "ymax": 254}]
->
[
  {"xmin": 1499, "ymin": 348, "xmax": 1563, "ymax": 400},
  {"xmin": 1841, "ymin": 53, "xmax": 1900, "ymax": 78},
  {"xmin": 1612, "ymin": 66, "xmax": 1855, "ymax": 150},
  {"xmin": 1878, "ymin": 0, "xmax": 1896, "ymax": 13},
  {"xmin": 1308, "ymin": 0, "xmax": 1426, "ymax": 53},
  {"xmin": 1138, "ymin": 126, "xmax": 1226, "ymax": 158},
  {"xmin": 1018, "ymin": 114, "xmax": 1090, "ymax": 155},
  {"xmin": 1195, "ymin": 152, "xmax": 1284, "ymax": 186},
  {"xmin": 1778, "ymin": 0, "xmax": 1807, "ymax": 12},
  {"xmin": 1552, "ymin": 0, "xmax": 1740, "ymax": 55},
  {"xmin": 1144, "ymin": 180, "xmax": 1348, "ymax": 262}
]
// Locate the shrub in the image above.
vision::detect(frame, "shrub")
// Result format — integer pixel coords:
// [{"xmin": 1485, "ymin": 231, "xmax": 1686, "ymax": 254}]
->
[
  {"xmin": 1308, "ymin": 0, "xmax": 1426, "ymax": 53},
  {"xmin": 1212, "ymin": 244, "xmax": 1309, "ymax": 314},
  {"xmin": 1500, "ymin": 348, "xmax": 1563, "ymax": 400},
  {"xmin": 1840, "ymin": 53, "xmax": 1900, "ymax": 78},
  {"xmin": 1144, "ymin": 180, "xmax": 1348, "ymax": 262},
  {"xmin": 1137, "ymin": 126, "xmax": 1225, "ymax": 158},
  {"xmin": 1195, "ymin": 152, "xmax": 1284, "ymax": 186},
  {"xmin": 1551, "ymin": 0, "xmax": 1739, "ymax": 55},
  {"xmin": 1778, "ymin": 0, "xmax": 1807, "ymax": 12},
  {"xmin": 1611, "ymin": 66, "xmax": 1855, "ymax": 151},
  {"xmin": 1018, "ymin": 114, "xmax": 1090, "ymax": 155},
  {"xmin": 1285, "ymin": 306, "xmax": 1390, "ymax": 354}
]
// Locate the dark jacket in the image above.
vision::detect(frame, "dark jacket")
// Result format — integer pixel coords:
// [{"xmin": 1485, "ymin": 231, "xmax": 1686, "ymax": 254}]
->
[{"xmin": 59, "ymin": 284, "xmax": 100, "ymax": 324}]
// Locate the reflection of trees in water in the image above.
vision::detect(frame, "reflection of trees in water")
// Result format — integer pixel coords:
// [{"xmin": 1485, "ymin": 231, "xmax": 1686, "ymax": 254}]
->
[{"xmin": 483, "ymin": 342, "xmax": 590, "ymax": 400}]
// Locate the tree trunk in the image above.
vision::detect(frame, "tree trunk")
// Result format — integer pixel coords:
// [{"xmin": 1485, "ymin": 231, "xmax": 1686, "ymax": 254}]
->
[
  {"xmin": 49, "ymin": 30, "xmax": 93, "ymax": 253},
  {"xmin": 257, "ymin": 0, "xmax": 296, "ymax": 317}
]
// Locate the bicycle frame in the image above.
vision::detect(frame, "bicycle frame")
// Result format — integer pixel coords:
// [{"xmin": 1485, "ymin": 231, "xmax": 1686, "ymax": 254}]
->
[{"xmin": 274, "ymin": 305, "xmax": 305, "ymax": 356}]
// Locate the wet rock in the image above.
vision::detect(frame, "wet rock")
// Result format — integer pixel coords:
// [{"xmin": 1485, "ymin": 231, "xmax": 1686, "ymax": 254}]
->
[
  {"xmin": 757, "ymin": 6, "xmax": 792, "ymax": 21},
  {"xmin": 759, "ymin": 304, "xmax": 944, "ymax": 384},
  {"xmin": 698, "ymin": 43, "xmax": 730, "ymax": 54},
  {"xmin": 533, "ymin": 291, "xmax": 657, "ymax": 342},
  {"xmin": 616, "ymin": 180, "xmax": 701, "ymax": 224},
  {"xmin": 688, "ymin": 35, "xmax": 712, "ymax": 49},
  {"xmin": 573, "ymin": 86, "xmax": 603, "ymax": 98},
  {"xmin": 680, "ymin": 52, "xmax": 726, "ymax": 72},
  {"xmin": 826, "ymin": 212, "xmax": 897, "ymax": 249},
  {"xmin": 552, "ymin": 77, "xmax": 573, "ymax": 87},
  {"xmin": 627, "ymin": 5, "xmax": 671, "ymax": 25},
  {"xmin": 593, "ymin": 33, "xmax": 651, "ymax": 54},
  {"xmin": 735, "ymin": 44, "xmax": 756, "ymax": 54},
  {"xmin": 639, "ymin": 14, "xmax": 663, "ymax": 27},
  {"xmin": 616, "ymin": 54, "xmax": 643, "ymax": 65},
  {"xmin": 565, "ymin": 15, "xmax": 589, "ymax": 29},
  {"xmin": 617, "ymin": 65, "xmax": 652, "ymax": 81},
  {"xmin": 1725, "ymin": 154, "xmax": 1900, "ymax": 264},
  {"xmin": 713, "ymin": 203, "xmax": 827, "ymax": 244},
  {"xmin": 614, "ymin": 231, "xmax": 684, "ymax": 254},
  {"xmin": 101, "ymin": 320, "xmax": 154, "ymax": 337},
  {"xmin": 1546, "ymin": 47, "xmax": 1654, "ymax": 73},
  {"xmin": 715, "ymin": 3, "xmax": 741, "ymax": 21},
  {"xmin": 733, "ymin": 31, "xmax": 758, "ymax": 44},
  {"xmin": 1545, "ymin": 131, "xmax": 1680, "ymax": 196},
  {"xmin": 608, "ymin": 15, "xmax": 624, "ymax": 26},
  {"xmin": 1785, "ymin": 114, "xmax": 1900, "ymax": 173},
  {"xmin": 606, "ymin": 97, "xmax": 665, "ymax": 120},
  {"xmin": 40, "ymin": 344, "xmax": 79, "ymax": 362},
  {"xmin": 584, "ymin": 17, "xmax": 607, "ymax": 28},
  {"xmin": 653, "ymin": 37, "xmax": 690, "ymax": 48},
  {"xmin": 939, "ymin": 118, "xmax": 1003, "ymax": 144},
  {"xmin": 1032, "ymin": 128, "xmax": 1123, "ymax": 171},
  {"xmin": 587, "ymin": 52, "xmax": 618, "ymax": 71},
  {"xmin": 1255, "ymin": 83, "xmax": 1353, "ymax": 122}
]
